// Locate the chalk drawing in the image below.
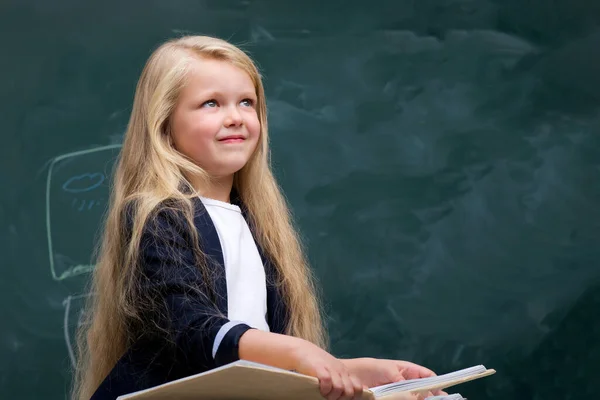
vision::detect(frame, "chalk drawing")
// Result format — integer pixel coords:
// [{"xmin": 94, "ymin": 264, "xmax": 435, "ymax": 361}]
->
[
  {"xmin": 46, "ymin": 144, "xmax": 121, "ymax": 280},
  {"xmin": 63, "ymin": 293, "xmax": 92, "ymax": 368},
  {"xmin": 70, "ymin": 198, "xmax": 104, "ymax": 212},
  {"xmin": 62, "ymin": 173, "xmax": 106, "ymax": 193}
]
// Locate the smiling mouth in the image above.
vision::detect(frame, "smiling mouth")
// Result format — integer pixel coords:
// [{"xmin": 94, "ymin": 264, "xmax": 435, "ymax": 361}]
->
[{"xmin": 219, "ymin": 136, "xmax": 245, "ymax": 143}]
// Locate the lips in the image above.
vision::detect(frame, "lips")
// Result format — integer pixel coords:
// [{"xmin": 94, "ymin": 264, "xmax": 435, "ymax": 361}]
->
[{"xmin": 218, "ymin": 135, "xmax": 245, "ymax": 141}]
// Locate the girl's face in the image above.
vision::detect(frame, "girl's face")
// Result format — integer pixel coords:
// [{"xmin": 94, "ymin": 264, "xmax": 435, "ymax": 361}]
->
[{"xmin": 170, "ymin": 57, "xmax": 261, "ymax": 180}]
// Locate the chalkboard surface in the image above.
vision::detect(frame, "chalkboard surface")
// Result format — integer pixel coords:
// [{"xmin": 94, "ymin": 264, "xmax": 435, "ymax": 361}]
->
[{"xmin": 2, "ymin": 1, "xmax": 599, "ymax": 399}]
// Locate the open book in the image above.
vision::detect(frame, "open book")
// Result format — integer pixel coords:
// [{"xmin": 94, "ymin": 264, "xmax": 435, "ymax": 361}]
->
[
  {"xmin": 424, "ymin": 394, "xmax": 465, "ymax": 400},
  {"xmin": 117, "ymin": 360, "xmax": 495, "ymax": 400}
]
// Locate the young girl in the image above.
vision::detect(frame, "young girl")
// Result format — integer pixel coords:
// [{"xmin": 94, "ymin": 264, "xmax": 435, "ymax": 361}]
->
[{"xmin": 73, "ymin": 35, "xmax": 443, "ymax": 400}]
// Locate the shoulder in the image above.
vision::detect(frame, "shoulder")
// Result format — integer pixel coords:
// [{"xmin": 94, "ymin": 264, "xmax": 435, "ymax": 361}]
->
[
  {"xmin": 127, "ymin": 201, "xmax": 201, "ymax": 278},
  {"xmin": 121, "ymin": 197, "xmax": 220, "ymax": 249},
  {"xmin": 122, "ymin": 198, "xmax": 205, "ymax": 243}
]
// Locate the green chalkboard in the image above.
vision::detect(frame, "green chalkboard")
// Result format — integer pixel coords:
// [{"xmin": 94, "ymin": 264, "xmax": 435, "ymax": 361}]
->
[{"xmin": 2, "ymin": 0, "xmax": 600, "ymax": 399}]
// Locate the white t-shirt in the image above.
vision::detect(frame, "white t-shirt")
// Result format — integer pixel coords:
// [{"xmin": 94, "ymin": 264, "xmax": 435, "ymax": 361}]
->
[{"xmin": 200, "ymin": 197, "xmax": 270, "ymax": 332}]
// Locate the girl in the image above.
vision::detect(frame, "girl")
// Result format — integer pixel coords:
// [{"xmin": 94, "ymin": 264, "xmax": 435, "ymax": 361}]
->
[{"xmin": 73, "ymin": 35, "xmax": 442, "ymax": 400}]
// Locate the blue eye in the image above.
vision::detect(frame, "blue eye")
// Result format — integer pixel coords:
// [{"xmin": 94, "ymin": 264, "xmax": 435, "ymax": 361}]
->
[
  {"xmin": 241, "ymin": 98, "xmax": 255, "ymax": 107},
  {"xmin": 202, "ymin": 100, "xmax": 217, "ymax": 108}
]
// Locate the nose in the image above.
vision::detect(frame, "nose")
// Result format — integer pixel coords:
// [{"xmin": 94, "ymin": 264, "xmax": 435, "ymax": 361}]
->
[{"xmin": 224, "ymin": 105, "xmax": 243, "ymax": 127}]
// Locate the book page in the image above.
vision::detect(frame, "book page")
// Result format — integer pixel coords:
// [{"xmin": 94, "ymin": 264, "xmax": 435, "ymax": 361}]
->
[{"xmin": 370, "ymin": 365, "xmax": 490, "ymax": 395}]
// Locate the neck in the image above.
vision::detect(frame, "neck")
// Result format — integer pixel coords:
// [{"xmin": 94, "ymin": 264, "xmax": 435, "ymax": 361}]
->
[{"xmin": 189, "ymin": 173, "xmax": 234, "ymax": 203}]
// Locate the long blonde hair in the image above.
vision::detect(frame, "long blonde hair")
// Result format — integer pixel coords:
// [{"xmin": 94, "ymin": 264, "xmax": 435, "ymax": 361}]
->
[{"xmin": 72, "ymin": 35, "xmax": 327, "ymax": 400}]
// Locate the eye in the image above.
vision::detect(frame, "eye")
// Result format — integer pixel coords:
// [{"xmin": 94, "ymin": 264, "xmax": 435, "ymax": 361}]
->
[
  {"xmin": 240, "ymin": 98, "xmax": 255, "ymax": 107},
  {"xmin": 201, "ymin": 99, "xmax": 218, "ymax": 108}
]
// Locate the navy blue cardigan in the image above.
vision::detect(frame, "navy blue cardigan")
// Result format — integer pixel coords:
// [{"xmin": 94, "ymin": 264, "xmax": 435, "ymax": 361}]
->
[{"xmin": 90, "ymin": 196, "xmax": 289, "ymax": 399}]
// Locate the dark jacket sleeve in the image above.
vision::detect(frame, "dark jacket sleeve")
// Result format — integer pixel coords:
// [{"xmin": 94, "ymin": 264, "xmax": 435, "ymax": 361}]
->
[{"xmin": 136, "ymin": 206, "xmax": 253, "ymax": 370}]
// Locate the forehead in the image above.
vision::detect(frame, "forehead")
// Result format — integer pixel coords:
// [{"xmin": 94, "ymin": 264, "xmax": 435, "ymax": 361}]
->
[{"xmin": 182, "ymin": 57, "xmax": 256, "ymax": 94}]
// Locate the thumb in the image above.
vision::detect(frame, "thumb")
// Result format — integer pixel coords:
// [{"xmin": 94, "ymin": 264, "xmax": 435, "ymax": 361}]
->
[{"xmin": 416, "ymin": 390, "xmax": 434, "ymax": 400}]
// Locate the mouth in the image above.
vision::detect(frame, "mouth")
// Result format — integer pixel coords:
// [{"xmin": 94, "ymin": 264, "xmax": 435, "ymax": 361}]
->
[{"xmin": 218, "ymin": 135, "xmax": 246, "ymax": 143}]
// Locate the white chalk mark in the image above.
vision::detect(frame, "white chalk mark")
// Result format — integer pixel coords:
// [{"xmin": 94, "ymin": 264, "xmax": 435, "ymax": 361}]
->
[
  {"xmin": 250, "ymin": 26, "xmax": 275, "ymax": 43},
  {"xmin": 63, "ymin": 294, "xmax": 92, "ymax": 368},
  {"xmin": 46, "ymin": 144, "xmax": 121, "ymax": 281},
  {"xmin": 63, "ymin": 295, "xmax": 76, "ymax": 368}
]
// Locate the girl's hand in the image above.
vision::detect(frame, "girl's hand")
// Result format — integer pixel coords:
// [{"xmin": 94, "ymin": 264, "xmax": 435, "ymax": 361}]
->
[
  {"xmin": 407, "ymin": 390, "xmax": 445, "ymax": 400},
  {"xmin": 289, "ymin": 340, "xmax": 364, "ymax": 400},
  {"xmin": 341, "ymin": 358, "xmax": 447, "ymax": 396}
]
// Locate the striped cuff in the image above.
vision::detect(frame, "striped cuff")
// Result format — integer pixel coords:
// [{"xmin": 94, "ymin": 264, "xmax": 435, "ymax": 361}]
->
[{"xmin": 212, "ymin": 321, "xmax": 253, "ymax": 366}]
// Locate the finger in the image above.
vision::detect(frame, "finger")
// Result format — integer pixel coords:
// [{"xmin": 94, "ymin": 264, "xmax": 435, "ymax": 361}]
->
[
  {"xmin": 396, "ymin": 364, "xmax": 418, "ymax": 380},
  {"xmin": 349, "ymin": 374, "xmax": 364, "ymax": 400},
  {"xmin": 317, "ymin": 367, "xmax": 333, "ymax": 398},
  {"xmin": 339, "ymin": 373, "xmax": 355, "ymax": 400},
  {"xmin": 413, "ymin": 390, "xmax": 426, "ymax": 400},
  {"xmin": 418, "ymin": 367, "xmax": 436, "ymax": 379},
  {"xmin": 417, "ymin": 365, "xmax": 436, "ymax": 378},
  {"xmin": 396, "ymin": 367, "xmax": 408, "ymax": 381},
  {"xmin": 327, "ymin": 371, "xmax": 343, "ymax": 400},
  {"xmin": 416, "ymin": 390, "xmax": 433, "ymax": 400},
  {"xmin": 397, "ymin": 362, "xmax": 436, "ymax": 379}
]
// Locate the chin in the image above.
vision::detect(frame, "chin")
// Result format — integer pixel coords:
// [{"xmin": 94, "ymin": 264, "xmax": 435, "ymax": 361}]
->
[{"xmin": 212, "ymin": 163, "xmax": 248, "ymax": 178}]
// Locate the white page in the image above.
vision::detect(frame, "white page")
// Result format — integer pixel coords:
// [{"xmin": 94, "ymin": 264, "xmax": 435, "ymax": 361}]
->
[{"xmin": 370, "ymin": 365, "xmax": 487, "ymax": 395}]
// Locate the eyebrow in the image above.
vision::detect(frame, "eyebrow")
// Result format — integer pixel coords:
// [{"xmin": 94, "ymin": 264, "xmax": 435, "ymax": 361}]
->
[{"xmin": 196, "ymin": 90, "xmax": 257, "ymax": 99}]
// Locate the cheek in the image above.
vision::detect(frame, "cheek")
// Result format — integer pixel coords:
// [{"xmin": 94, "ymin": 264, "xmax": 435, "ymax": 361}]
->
[
  {"xmin": 180, "ymin": 118, "xmax": 219, "ymax": 147},
  {"xmin": 189, "ymin": 116, "xmax": 219, "ymax": 139},
  {"xmin": 172, "ymin": 116, "xmax": 217, "ymax": 156},
  {"xmin": 248, "ymin": 115, "xmax": 261, "ymax": 138}
]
